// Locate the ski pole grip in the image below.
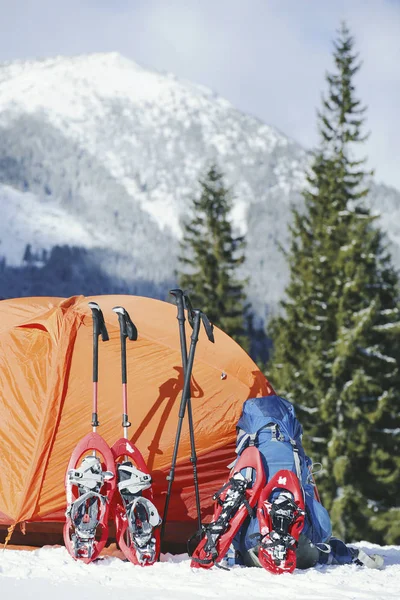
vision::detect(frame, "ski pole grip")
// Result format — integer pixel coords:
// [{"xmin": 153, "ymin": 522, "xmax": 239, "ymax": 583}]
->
[
  {"xmin": 116, "ymin": 310, "xmax": 127, "ymax": 336},
  {"xmin": 183, "ymin": 293, "xmax": 195, "ymax": 328},
  {"xmin": 113, "ymin": 306, "xmax": 138, "ymax": 341},
  {"xmin": 170, "ymin": 288, "xmax": 185, "ymax": 321},
  {"xmin": 88, "ymin": 302, "xmax": 109, "ymax": 341},
  {"xmin": 190, "ymin": 309, "xmax": 202, "ymax": 342},
  {"xmin": 201, "ymin": 312, "xmax": 215, "ymax": 343}
]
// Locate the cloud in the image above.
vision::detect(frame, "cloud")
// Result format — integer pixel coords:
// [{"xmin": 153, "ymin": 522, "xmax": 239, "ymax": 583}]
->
[{"xmin": 0, "ymin": 0, "xmax": 398, "ymax": 188}]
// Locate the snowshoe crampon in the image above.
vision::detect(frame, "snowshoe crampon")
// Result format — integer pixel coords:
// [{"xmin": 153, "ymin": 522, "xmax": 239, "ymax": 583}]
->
[
  {"xmin": 191, "ymin": 446, "xmax": 266, "ymax": 569},
  {"xmin": 257, "ymin": 470, "xmax": 305, "ymax": 574},
  {"xmin": 112, "ymin": 438, "xmax": 161, "ymax": 566},
  {"xmin": 64, "ymin": 432, "xmax": 116, "ymax": 563}
]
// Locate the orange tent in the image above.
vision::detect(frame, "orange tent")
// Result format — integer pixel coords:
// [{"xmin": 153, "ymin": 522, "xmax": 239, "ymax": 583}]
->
[{"xmin": 0, "ymin": 295, "xmax": 274, "ymax": 548}]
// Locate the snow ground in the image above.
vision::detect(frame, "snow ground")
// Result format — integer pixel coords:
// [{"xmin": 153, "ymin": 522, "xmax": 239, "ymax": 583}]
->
[{"xmin": 1, "ymin": 543, "xmax": 399, "ymax": 600}]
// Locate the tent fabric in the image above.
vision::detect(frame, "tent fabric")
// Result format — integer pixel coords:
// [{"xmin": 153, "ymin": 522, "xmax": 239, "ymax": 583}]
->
[{"xmin": 0, "ymin": 295, "xmax": 274, "ymax": 539}]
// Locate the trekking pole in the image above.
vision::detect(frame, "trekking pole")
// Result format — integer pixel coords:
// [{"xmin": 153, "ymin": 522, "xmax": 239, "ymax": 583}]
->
[
  {"xmin": 112, "ymin": 306, "xmax": 138, "ymax": 439},
  {"xmin": 161, "ymin": 303, "xmax": 214, "ymax": 546},
  {"xmin": 183, "ymin": 293, "xmax": 214, "ymax": 537},
  {"xmin": 170, "ymin": 289, "xmax": 188, "ymax": 374},
  {"xmin": 169, "ymin": 289, "xmax": 202, "ymax": 535},
  {"xmin": 88, "ymin": 302, "xmax": 109, "ymax": 434}
]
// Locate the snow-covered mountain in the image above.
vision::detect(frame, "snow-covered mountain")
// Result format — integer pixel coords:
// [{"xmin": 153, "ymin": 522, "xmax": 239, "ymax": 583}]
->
[{"xmin": 0, "ymin": 52, "xmax": 399, "ymax": 319}]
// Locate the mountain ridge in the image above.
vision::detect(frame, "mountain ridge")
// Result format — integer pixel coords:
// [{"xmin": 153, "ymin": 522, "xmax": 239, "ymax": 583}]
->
[{"xmin": 0, "ymin": 52, "xmax": 399, "ymax": 321}]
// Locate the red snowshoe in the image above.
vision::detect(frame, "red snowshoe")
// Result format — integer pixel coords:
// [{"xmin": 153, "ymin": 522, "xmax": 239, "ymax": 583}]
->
[
  {"xmin": 112, "ymin": 438, "xmax": 161, "ymax": 566},
  {"xmin": 257, "ymin": 470, "xmax": 305, "ymax": 574},
  {"xmin": 64, "ymin": 432, "xmax": 116, "ymax": 563},
  {"xmin": 191, "ymin": 446, "xmax": 266, "ymax": 569}
]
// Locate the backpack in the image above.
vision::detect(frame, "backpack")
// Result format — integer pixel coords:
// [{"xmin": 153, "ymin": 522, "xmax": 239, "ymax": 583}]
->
[
  {"xmin": 233, "ymin": 395, "xmax": 332, "ymax": 558},
  {"xmin": 191, "ymin": 395, "xmax": 332, "ymax": 572}
]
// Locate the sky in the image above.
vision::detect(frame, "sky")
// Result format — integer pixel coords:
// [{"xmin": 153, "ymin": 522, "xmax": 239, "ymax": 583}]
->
[{"xmin": 0, "ymin": 0, "xmax": 399, "ymax": 189}]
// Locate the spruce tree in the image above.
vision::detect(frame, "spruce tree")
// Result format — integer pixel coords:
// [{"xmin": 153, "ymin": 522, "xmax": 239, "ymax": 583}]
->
[
  {"xmin": 178, "ymin": 165, "xmax": 249, "ymax": 349},
  {"xmin": 268, "ymin": 23, "xmax": 400, "ymax": 543},
  {"xmin": 324, "ymin": 219, "xmax": 400, "ymax": 543}
]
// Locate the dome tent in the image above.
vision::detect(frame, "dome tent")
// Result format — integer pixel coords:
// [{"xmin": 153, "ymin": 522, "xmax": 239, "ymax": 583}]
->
[{"xmin": 0, "ymin": 295, "xmax": 274, "ymax": 549}]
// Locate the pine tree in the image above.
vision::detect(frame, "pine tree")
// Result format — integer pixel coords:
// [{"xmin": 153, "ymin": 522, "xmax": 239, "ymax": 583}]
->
[
  {"xmin": 23, "ymin": 243, "xmax": 33, "ymax": 265},
  {"xmin": 268, "ymin": 23, "xmax": 400, "ymax": 543},
  {"xmin": 324, "ymin": 221, "xmax": 400, "ymax": 543},
  {"xmin": 178, "ymin": 165, "xmax": 249, "ymax": 349}
]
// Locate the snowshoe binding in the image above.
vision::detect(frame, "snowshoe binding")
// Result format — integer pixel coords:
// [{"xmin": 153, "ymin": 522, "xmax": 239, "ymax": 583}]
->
[
  {"xmin": 64, "ymin": 432, "xmax": 116, "ymax": 563},
  {"xmin": 112, "ymin": 439, "xmax": 161, "ymax": 565},
  {"xmin": 257, "ymin": 470, "xmax": 305, "ymax": 574},
  {"xmin": 191, "ymin": 446, "xmax": 266, "ymax": 569}
]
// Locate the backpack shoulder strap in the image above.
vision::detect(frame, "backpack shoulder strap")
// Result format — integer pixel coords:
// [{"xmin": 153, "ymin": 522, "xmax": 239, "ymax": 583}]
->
[{"xmin": 289, "ymin": 437, "xmax": 303, "ymax": 486}]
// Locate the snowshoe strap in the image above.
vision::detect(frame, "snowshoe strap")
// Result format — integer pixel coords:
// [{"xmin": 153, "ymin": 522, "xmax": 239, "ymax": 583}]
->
[
  {"xmin": 259, "ymin": 491, "xmax": 305, "ymax": 566},
  {"xmin": 187, "ymin": 528, "xmax": 203, "ymax": 557},
  {"xmin": 126, "ymin": 496, "xmax": 161, "ymax": 539},
  {"xmin": 69, "ymin": 491, "xmax": 107, "ymax": 533},
  {"xmin": 118, "ymin": 463, "xmax": 152, "ymax": 495},
  {"xmin": 215, "ymin": 561, "xmax": 230, "ymax": 571},
  {"xmin": 213, "ymin": 472, "xmax": 248, "ymax": 502},
  {"xmin": 261, "ymin": 530, "xmax": 297, "ymax": 561},
  {"xmin": 213, "ymin": 479, "xmax": 234, "ymax": 503},
  {"xmin": 190, "ymin": 548, "xmax": 217, "ymax": 566},
  {"xmin": 122, "ymin": 497, "xmax": 161, "ymax": 565},
  {"xmin": 270, "ymin": 491, "xmax": 302, "ymax": 533},
  {"xmin": 192, "ymin": 472, "xmax": 252, "ymax": 566},
  {"xmin": 68, "ymin": 456, "xmax": 106, "ymax": 492}
]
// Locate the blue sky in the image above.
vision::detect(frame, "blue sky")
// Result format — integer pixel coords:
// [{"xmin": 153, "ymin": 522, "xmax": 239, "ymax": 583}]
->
[{"xmin": 0, "ymin": 0, "xmax": 399, "ymax": 188}]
